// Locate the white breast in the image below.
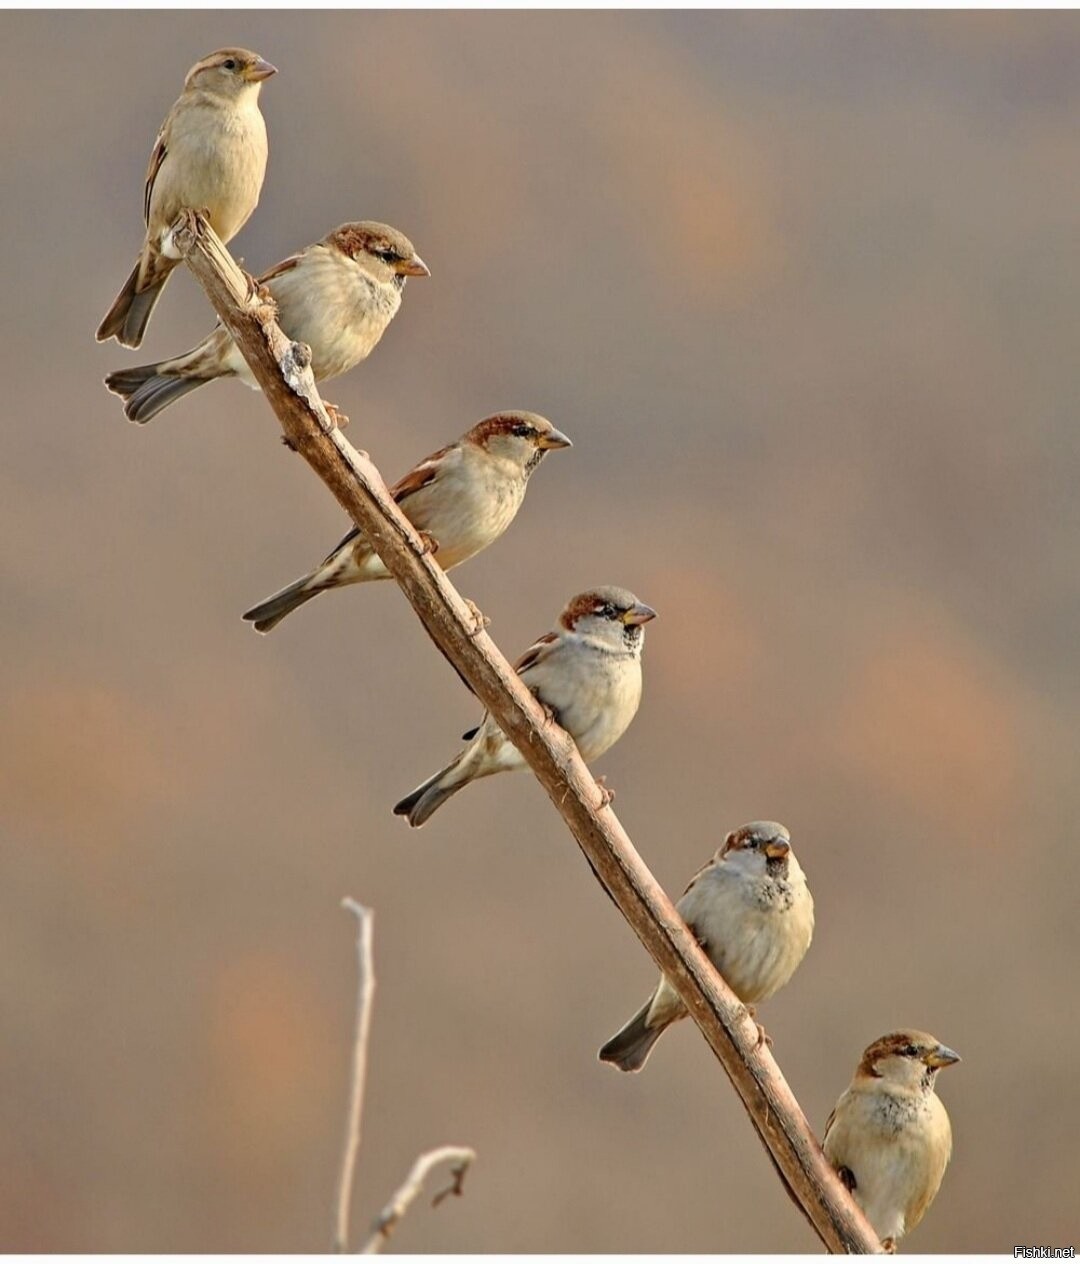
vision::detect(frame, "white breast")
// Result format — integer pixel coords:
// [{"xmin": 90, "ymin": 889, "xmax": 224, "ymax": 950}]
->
[
  {"xmin": 824, "ymin": 1085, "xmax": 949, "ymax": 1243},
  {"xmin": 678, "ymin": 855, "xmax": 814, "ymax": 1003},
  {"xmin": 538, "ymin": 643, "xmax": 643, "ymax": 762},
  {"xmin": 408, "ymin": 451, "xmax": 527, "ymax": 570},
  {"xmin": 271, "ymin": 248, "xmax": 402, "ymax": 382}
]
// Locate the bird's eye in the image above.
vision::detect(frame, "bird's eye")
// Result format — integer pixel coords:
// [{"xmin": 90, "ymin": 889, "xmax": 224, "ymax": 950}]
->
[
  {"xmin": 376, "ymin": 248, "xmax": 397, "ymax": 263},
  {"xmin": 223, "ymin": 58, "xmax": 238, "ymax": 70},
  {"xmin": 902, "ymin": 1045, "xmax": 919, "ymax": 1058}
]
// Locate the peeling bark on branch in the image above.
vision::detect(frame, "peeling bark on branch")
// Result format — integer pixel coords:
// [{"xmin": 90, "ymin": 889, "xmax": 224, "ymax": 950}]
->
[{"xmin": 174, "ymin": 211, "xmax": 882, "ymax": 1255}]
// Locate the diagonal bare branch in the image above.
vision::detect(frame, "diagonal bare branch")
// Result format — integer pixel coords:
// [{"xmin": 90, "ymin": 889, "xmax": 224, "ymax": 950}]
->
[{"xmin": 173, "ymin": 210, "xmax": 881, "ymax": 1255}]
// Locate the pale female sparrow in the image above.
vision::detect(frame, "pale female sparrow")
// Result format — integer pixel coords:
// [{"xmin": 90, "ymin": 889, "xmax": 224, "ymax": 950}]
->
[{"xmin": 97, "ymin": 48, "xmax": 276, "ymax": 348}]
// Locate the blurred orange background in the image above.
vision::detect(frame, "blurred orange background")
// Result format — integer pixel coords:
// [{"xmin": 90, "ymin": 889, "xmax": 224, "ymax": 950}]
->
[{"xmin": 3, "ymin": 10, "xmax": 1079, "ymax": 1252}]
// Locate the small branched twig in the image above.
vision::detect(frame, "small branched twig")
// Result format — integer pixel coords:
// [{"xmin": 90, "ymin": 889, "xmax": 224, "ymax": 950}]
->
[
  {"xmin": 334, "ymin": 900, "xmax": 377, "ymax": 1253},
  {"xmin": 360, "ymin": 1146, "xmax": 477, "ymax": 1254}
]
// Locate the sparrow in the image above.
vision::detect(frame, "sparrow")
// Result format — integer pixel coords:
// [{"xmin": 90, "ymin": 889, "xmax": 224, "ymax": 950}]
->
[
  {"xmin": 823, "ymin": 1030, "xmax": 960, "ymax": 1252},
  {"xmin": 97, "ymin": 48, "xmax": 276, "ymax": 348},
  {"xmin": 393, "ymin": 587, "xmax": 656, "ymax": 828},
  {"xmin": 104, "ymin": 221, "xmax": 429, "ymax": 422},
  {"xmin": 242, "ymin": 412, "xmax": 572, "ymax": 633},
  {"xmin": 599, "ymin": 821, "xmax": 814, "ymax": 1072}
]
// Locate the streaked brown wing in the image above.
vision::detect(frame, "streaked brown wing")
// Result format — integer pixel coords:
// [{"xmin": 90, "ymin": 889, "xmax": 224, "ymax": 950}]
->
[
  {"xmin": 512, "ymin": 631, "xmax": 559, "ymax": 676},
  {"xmin": 257, "ymin": 253, "xmax": 303, "ymax": 286},
  {"xmin": 317, "ymin": 450, "xmax": 446, "ymax": 570},
  {"xmin": 390, "ymin": 447, "xmax": 453, "ymax": 504},
  {"xmin": 462, "ymin": 631, "xmax": 561, "ymax": 738}
]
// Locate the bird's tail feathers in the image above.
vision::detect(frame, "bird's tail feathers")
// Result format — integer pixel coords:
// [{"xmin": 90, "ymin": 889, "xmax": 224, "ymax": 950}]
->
[
  {"xmin": 393, "ymin": 749, "xmax": 478, "ymax": 828},
  {"xmin": 96, "ymin": 262, "xmax": 169, "ymax": 349},
  {"xmin": 242, "ymin": 574, "xmax": 323, "ymax": 634},
  {"xmin": 598, "ymin": 997, "xmax": 670, "ymax": 1073},
  {"xmin": 104, "ymin": 362, "xmax": 211, "ymax": 424}
]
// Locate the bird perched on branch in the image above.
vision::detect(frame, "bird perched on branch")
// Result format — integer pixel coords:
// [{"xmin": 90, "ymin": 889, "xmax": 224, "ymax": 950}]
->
[
  {"xmin": 393, "ymin": 587, "xmax": 656, "ymax": 828},
  {"xmin": 823, "ymin": 1030, "xmax": 959, "ymax": 1252},
  {"xmin": 599, "ymin": 821, "xmax": 813, "ymax": 1072},
  {"xmin": 242, "ymin": 412, "xmax": 572, "ymax": 633},
  {"xmin": 104, "ymin": 221, "xmax": 429, "ymax": 423},
  {"xmin": 97, "ymin": 48, "xmax": 276, "ymax": 348}
]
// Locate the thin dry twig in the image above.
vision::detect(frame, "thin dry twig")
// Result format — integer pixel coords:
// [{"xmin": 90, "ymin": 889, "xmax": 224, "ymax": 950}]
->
[
  {"xmin": 334, "ymin": 899, "xmax": 377, "ymax": 1253},
  {"xmin": 175, "ymin": 212, "xmax": 881, "ymax": 1254},
  {"xmin": 360, "ymin": 1145, "xmax": 477, "ymax": 1254},
  {"xmin": 332, "ymin": 903, "xmax": 476, "ymax": 1253}
]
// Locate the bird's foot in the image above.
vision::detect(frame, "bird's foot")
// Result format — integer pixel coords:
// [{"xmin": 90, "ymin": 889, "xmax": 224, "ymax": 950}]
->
[
  {"xmin": 417, "ymin": 530, "xmax": 441, "ymax": 558},
  {"xmin": 595, "ymin": 774, "xmax": 616, "ymax": 808},
  {"xmin": 744, "ymin": 1005, "xmax": 772, "ymax": 1049},
  {"xmin": 251, "ymin": 276, "xmax": 278, "ymax": 324},
  {"xmin": 463, "ymin": 598, "xmax": 489, "ymax": 637},
  {"xmin": 882, "ymin": 1238, "xmax": 897, "ymax": 1254},
  {"xmin": 323, "ymin": 401, "xmax": 350, "ymax": 430}
]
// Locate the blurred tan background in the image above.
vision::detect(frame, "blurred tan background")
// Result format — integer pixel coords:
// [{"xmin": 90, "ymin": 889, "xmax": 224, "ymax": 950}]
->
[{"xmin": 2, "ymin": 9, "xmax": 1079, "ymax": 1252}]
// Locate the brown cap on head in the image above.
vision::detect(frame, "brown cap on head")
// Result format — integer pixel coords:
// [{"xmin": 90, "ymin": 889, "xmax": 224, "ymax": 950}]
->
[
  {"xmin": 560, "ymin": 587, "xmax": 656, "ymax": 631},
  {"xmin": 467, "ymin": 412, "xmax": 572, "ymax": 450},
  {"xmin": 327, "ymin": 222, "xmax": 429, "ymax": 276},
  {"xmin": 722, "ymin": 821, "xmax": 791, "ymax": 860},
  {"xmin": 858, "ymin": 1030, "xmax": 961, "ymax": 1078}
]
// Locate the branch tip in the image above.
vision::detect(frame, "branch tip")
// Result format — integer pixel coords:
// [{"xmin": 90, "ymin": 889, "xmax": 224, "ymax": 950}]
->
[{"xmin": 360, "ymin": 1146, "xmax": 477, "ymax": 1254}]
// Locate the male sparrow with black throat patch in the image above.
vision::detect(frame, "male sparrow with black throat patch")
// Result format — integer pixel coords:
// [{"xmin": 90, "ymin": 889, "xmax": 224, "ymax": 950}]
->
[
  {"xmin": 599, "ymin": 821, "xmax": 814, "ymax": 1071},
  {"xmin": 393, "ymin": 587, "xmax": 655, "ymax": 827},
  {"xmin": 823, "ymin": 1030, "xmax": 960, "ymax": 1252},
  {"xmin": 242, "ymin": 412, "xmax": 571, "ymax": 633}
]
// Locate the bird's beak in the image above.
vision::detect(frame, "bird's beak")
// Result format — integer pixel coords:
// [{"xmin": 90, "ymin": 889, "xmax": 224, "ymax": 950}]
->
[
  {"xmin": 396, "ymin": 254, "xmax": 431, "ymax": 278},
  {"xmin": 925, "ymin": 1044, "xmax": 961, "ymax": 1069},
  {"xmin": 538, "ymin": 428, "xmax": 573, "ymax": 450},
  {"xmin": 245, "ymin": 58, "xmax": 278, "ymax": 82},
  {"xmin": 621, "ymin": 602, "xmax": 657, "ymax": 626},
  {"xmin": 764, "ymin": 838, "xmax": 791, "ymax": 860}
]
